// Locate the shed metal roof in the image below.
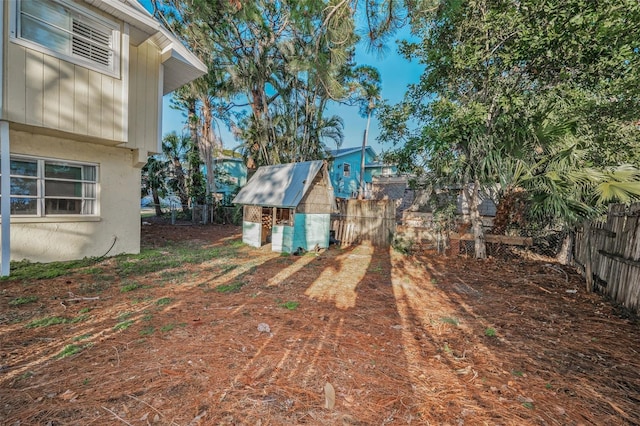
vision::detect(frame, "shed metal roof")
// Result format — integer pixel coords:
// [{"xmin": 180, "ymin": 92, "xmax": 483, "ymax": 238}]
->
[{"xmin": 232, "ymin": 161, "xmax": 326, "ymax": 208}]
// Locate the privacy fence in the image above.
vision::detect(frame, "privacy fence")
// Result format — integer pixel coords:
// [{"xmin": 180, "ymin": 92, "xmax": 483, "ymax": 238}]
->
[
  {"xmin": 574, "ymin": 203, "xmax": 640, "ymax": 313},
  {"xmin": 330, "ymin": 199, "xmax": 396, "ymax": 247}
]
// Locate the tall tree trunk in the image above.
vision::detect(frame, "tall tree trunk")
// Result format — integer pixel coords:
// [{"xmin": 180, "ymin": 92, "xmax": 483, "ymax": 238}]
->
[
  {"xmin": 468, "ymin": 180, "xmax": 487, "ymax": 259},
  {"xmin": 152, "ymin": 188, "xmax": 163, "ymax": 217},
  {"xmin": 199, "ymin": 97, "xmax": 219, "ymax": 202},
  {"xmin": 556, "ymin": 231, "xmax": 574, "ymax": 266}
]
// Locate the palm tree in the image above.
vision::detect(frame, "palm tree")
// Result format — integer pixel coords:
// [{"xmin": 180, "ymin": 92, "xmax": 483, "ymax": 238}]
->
[{"xmin": 141, "ymin": 156, "xmax": 168, "ymax": 217}]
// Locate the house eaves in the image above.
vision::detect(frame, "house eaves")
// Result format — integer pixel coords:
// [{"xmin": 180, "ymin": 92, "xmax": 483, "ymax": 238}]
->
[
  {"xmin": 85, "ymin": 0, "xmax": 208, "ymax": 94},
  {"xmin": 330, "ymin": 146, "xmax": 377, "ymax": 159},
  {"xmin": 233, "ymin": 161, "xmax": 325, "ymax": 209}
]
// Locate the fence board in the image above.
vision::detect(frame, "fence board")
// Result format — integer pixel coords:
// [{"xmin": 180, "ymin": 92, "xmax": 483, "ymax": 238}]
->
[
  {"xmin": 574, "ymin": 203, "xmax": 640, "ymax": 313},
  {"xmin": 331, "ymin": 199, "xmax": 396, "ymax": 247}
]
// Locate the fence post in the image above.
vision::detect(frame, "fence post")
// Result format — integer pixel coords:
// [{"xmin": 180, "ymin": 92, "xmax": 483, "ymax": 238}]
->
[{"xmin": 584, "ymin": 221, "xmax": 593, "ymax": 292}]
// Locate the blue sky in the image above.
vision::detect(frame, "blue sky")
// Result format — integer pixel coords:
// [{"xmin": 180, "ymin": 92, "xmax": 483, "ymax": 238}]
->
[{"xmin": 153, "ymin": 3, "xmax": 423, "ymax": 155}]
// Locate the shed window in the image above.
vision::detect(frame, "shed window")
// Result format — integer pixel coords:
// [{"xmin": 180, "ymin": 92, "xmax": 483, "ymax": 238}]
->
[
  {"xmin": 11, "ymin": 0, "xmax": 120, "ymax": 76},
  {"xmin": 343, "ymin": 163, "xmax": 351, "ymax": 177},
  {"xmin": 0, "ymin": 156, "xmax": 98, "ymax": 216}
]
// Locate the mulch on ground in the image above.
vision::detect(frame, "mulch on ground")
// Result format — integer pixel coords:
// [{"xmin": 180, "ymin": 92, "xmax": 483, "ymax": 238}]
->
[{"xmin": 1, "ymin": 219, "xmax": 638, "ymax": 425}]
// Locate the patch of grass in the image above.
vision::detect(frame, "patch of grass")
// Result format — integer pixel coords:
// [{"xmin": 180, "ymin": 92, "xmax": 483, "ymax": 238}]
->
[
  {"xmin": 82, "ymin": 378, "xmax": 90, "ymax": 386},
  {"xmin": 512, "ymin": 370, "xmax": 524, "ymax": 377},
  {"xmin": 113, "ymin": 320, "xmax": 134, "ymax": 331},
  {"xmin": 78, "ymin": 307, "xmax": 91, "ymax": 314},
  {"xmin": 79, "ymin": 278, "xmax": 113, "ymax": 294},
  {"xmin": 118, "ymin": 312, "xmax": 133, "ymax": 321},
  {"xmin": 8, "ymin": 296, "xmax": 38, "ymax": 306},
  {"xmin": 115, "ymin": 245, "xmax": 226, "ymax": 278},
  {"xmin": 140, "ymin": 326, "xmax": 155, "ymax": 336},
  {"xmin": 160, "ymin": 322, "xmax": 186, "ymax": 333},
  {"xmin": 26, "ymin": 316, "xmax": 70, "ymax": 328},
  {"xmin": 55, "ymin": 343, "xmax": 92, "ymax": 359},
  {"xmin": 214, "ymin": 281, "xmax": 246, "ymax": 293},
  {"xmin": 1, "ymin": 258, "xmax": 97, "ymax": 281},
  {"xmin": 160, "ymin": 323, "xmax": 175, "ymax": 332},
  {"xmin": 225, "ymin": 239, "xmax": 244, "ymax": 248},
  {"xmin": 18, "ymin": 371, "xmax": 34, "ymax": 381},
  {"xmin": 157, "ymin": 270, "xmax": 188, "ymax": 283},
  {"xmin": 142, "ymin": 313, "xmax": 153, "ymax": 321},
  {"xmin": 130, "ymin": 296, "xmax": 153, "ymax": 304},
  {"xmin": 443, "ymin": 343, "xmax": 453, "ymax": 354},
  {"xmin": 156, "ymin": 297, "xmax": 172, "ymax": 306},
  {"xmin": 545, "ymin": 383, "xmax": 553, "ymax": 390},
  {"xmin": 73, "ymin": 333, "xmax": 92, "ymax": 342},
  {"xmin": 82, "ymin": 267, "xmax": 104, "ymax": 275},
  {"xmin": 70, "ymin": 314, "xmax": 89, "ymax": 324},
  {"xmin": 440, "ymin": 317, "xmax": 459, "ymax": 326},
  {"xmin": 484, "ymin": 327, "xmax": 497, "ymax": 337},
  {"xmin": 279, "ymin": 301, "xmax": 299, "ymax": 310},
  {"xmin": 120, "ymin": 282, "xmax": 141, "ymax": 293},
  {"xmin": 522, "ymin": 402, "xmax": 534, "ymax": 410}
]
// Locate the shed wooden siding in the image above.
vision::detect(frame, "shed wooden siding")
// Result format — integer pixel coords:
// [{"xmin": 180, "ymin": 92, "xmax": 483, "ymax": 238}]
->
[
  {"xmin": 574, "ymin": 203, "xmax": 640, "ymax": 313},
  {"xmin": 6, "ymin": 41, "xmax": 125, "ymax": 142},
  {"xmin": 296, "ymin": 169, "xmax": 334, "ymax": 214},
  {"xmin": 127, "ymin": 40, "xmax": 161, "ymax": 153}
]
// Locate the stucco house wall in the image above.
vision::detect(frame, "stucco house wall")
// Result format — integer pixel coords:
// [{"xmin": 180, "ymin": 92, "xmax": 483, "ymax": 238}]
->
[{"xmin": 2, "ymin": 130, "xmax": 141, "ymax": 262}]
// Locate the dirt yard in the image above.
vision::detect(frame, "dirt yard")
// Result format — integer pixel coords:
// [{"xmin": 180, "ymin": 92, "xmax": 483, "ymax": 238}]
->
[{"xmin": 1, "ymin": 219, "xmax": 639, "ymax": 425}]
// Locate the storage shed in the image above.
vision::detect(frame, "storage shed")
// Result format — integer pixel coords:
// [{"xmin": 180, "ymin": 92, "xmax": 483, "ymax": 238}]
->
[{"xmin": 232, "ymin": 160, "xmax": 335, "ymax": 253}]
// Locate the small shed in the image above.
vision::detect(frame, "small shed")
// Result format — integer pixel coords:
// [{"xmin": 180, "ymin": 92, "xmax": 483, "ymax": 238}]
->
[{"xmin": 232, "ymin": 160, "xmax": 335, "ymax": 253}]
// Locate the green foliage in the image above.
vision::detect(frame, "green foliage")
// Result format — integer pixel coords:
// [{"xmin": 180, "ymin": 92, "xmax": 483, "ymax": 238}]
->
[
  {"xmin": 279, "ymin": 301, "xmax": 299, "ymax": 310},
  {"xmin": 140, "ymin": 326, "xmax": 155, "ymax": 336},
  {"xmin": 1, "ymin": 258, "xmax": 97, "ymax": 281},
  {"xmin": 55, "ymin": 343, "xmax": 92, "ymax": 359},
  {"xmin": 8, "ymin": 296, "xmax": 38, "ymax": 306},
  {"xmin": 156, "ymin": 297, "xmax": 172, "ymax": 306},
  {"xmin": 214, "ymin": 281, "xmax": 246, "ymax": 293},
  {"xmin": 26, "ymin": 316, "xmax": 69, "ymax": 328},
  {"xmin": 381, "ymin": 0, "xmax": 640, "ymax": 244},
  {"xmin": 120, "ymin": 282, "xmax": 141, "ymax": 293},
  {"xmin": 392, "ymin": 236, "xmax": 413, "ymax": 254},
  {"xmin": 26, "ymin": 315, "xmax": 87, "ymax": 328},
  {"xmin": 484, "ymin": 327, "xmax": 497, "ymax": 337},
  {"xmin": 113, "ymin": 320, "xmax": 135, "ymax": 331}
]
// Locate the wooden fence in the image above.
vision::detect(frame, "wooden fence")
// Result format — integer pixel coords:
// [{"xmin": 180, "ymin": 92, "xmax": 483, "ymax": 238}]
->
[
  {"xmin": 574, "ymin": 203, "xmax": 640, "ymax": 313},
  {"xmin": 331, "ymin": 199, "xmax": 396, "ymax": 247}
]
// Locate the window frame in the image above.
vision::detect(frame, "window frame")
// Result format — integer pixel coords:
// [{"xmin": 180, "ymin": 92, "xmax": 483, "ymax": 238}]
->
[
  {"xmin": 343, "ymin": 163, "xmax": 351, "ymax": 177},
  {"xmin": 9, "ymin": 0, "xmax": 121, "ymax": 78},
  {"xmin": 0, "ymin": 155, "xmax": 99, "ymax": 218}
]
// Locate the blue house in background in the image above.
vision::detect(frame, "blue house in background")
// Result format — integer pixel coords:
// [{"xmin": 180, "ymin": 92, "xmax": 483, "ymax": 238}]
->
[
  {"xmin": 213, "ymin": 156, "xmax": 248, "ymax": 205},
  {"xmin": 329, "ymin": 147, "xmax": 398, "ymax": 199}
]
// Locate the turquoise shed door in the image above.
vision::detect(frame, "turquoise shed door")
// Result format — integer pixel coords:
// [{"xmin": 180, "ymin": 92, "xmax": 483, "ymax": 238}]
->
[{"xmin": 292, "ymin": 214, "xmax": 330, "ymax": 251}]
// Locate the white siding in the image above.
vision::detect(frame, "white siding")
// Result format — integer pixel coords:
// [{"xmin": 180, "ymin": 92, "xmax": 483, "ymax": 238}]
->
[
  {"xmin": 127, "ymin": 40, "xmax": 160, "ymax": 154},
  {"xmin": 6, "ymin": 41, "xmax": 126, "ymax": 143}
]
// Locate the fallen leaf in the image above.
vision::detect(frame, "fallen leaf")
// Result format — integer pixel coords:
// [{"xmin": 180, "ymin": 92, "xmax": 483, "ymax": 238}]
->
[{"xmin": 324, "ymin": 382, "xmax": 335, "ymax": 409}]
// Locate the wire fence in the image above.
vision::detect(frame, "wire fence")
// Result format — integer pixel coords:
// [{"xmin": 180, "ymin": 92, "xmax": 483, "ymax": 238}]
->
[
  {"xmin": 142, "ymin": 202, "xmax": 242, "ymax": 226},
  {"xmin": 394, "ymin": 213, "xmax": 568, "ymax": 262}
]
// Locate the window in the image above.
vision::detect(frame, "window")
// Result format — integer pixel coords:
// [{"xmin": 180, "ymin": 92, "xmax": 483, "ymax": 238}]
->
[
  {"xmin": 11, "ymin": 0, "xmax": 119, "ymax": 75},
  {"xmin": 0, "ymin": 156, "xmax": 98, "ymax": 216},
  {"xmin": 343, "ymin": 163, "xmax": 351, "ymax": 177}
]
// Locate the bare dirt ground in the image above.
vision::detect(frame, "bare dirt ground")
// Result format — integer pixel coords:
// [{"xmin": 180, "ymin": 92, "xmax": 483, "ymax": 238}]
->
[{"xmin": 1, "ymin": 219, "xmax": 639, "ymax": 425}]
